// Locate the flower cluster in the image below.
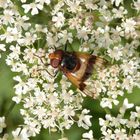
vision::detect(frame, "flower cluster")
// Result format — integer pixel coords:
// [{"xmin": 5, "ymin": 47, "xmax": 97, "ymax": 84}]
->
[
  {"xmin": 99, "ymin": 99, "xmax": 140, "ymax": 140},
  {"xmin": 0, "ymin": 0, "xmax": 140, "ymax": 139},
  {"xmin": 0, "ymin": 116, "xmax": 9, "ymax": 140},
  {"xmin": 6, "ymin": 46, "xmax": 93, "ymax": 139},
  {"xmin": 0, "ymin": 116, "xmax": 6, "ymax": 134}
]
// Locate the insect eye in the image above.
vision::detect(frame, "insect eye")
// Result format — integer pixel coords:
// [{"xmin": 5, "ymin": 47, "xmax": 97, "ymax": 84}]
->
[{"xmin": 51, "ymin": 59, "xmax": 60, "ymax": 68}]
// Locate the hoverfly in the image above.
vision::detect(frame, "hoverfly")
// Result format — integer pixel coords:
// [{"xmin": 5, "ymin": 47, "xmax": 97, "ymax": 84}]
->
[{"xmin": 48, "ymin": 48, "xmax": 106, "ymax": 98}]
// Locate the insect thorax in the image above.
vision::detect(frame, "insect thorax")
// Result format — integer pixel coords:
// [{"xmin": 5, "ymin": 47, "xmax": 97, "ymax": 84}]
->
[{"xmin": 61, "ymin": 53, "xmax": 78, "ymax": 71}]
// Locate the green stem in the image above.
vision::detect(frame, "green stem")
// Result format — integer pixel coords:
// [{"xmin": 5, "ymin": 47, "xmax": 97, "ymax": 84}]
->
[
  {"xmin": 104, "ymin": 107, "xmax": 111, "ymax": 114},
  {"xmin": 1, "ymin": 26, "xmax": 6, "ymax": 32},
  {"xmin": 5, "ymin": 101, "xmax": 16, "ymax": 117},
  {"xmin": 0, "ymin": 101, "xmax": 16, "ymax": 137}
]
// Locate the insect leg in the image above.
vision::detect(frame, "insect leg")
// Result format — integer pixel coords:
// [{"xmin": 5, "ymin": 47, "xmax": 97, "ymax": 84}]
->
[
  {"xmin": 33, "ymin": 53, "xmax": 46, "ymax": 65},
  {"xmin": 64, "ymin": 44, "xmax": 68, "ymax": 52},
  {"xmin": 37, "ymin": 67, "xmax": 57, "ymax": 77},
  {"xmin": 33, "ymin": 54, "xmax": 57, "ymax": 77}
]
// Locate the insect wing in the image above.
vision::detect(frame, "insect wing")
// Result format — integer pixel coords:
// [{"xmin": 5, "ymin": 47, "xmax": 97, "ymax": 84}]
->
[
  {"xmin": 64, "ymin": 70, "xmax": 96, "ymax": 98},
  {"xmin": 61, "ymin": 52, "xmax": 96, "ymax": 98}
]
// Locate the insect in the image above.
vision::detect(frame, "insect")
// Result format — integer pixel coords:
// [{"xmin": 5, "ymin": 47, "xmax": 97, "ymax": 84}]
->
[{"xmin": 48, "ymin": 48, "xmax": 106, "ymax": 98}]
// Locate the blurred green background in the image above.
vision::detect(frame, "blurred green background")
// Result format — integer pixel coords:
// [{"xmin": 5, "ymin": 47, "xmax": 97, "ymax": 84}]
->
[{"xmin": 0, "ymin": 52, "xmax": 140, "ymax": 140}]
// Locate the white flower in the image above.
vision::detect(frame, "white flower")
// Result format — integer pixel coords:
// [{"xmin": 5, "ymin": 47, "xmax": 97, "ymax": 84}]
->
[
  {"xmin": 0, "ymin": 116, "xmax": 6, "ymax": 133},
  {"xmin": 0, "ymin": 0, "xmax": 7, "ymax": 7},
  {"xmin": 119, "ymin": 98, "xmax": 134, "ymax": 115},
  {"xmin": 27, "ymin": 78, "xmax": 39, "ymax": 89},
  {"xmin": 121, "ymin": 18, "xmax": 136, "ymax": 34},
  {"xmin": 107, "ymin": 90, "xmax": 124, "ymax": 99},
  {"xmin": 22, "ymin": 2, "xmax": 43, "ymax": 15},
  {"xmin": 14, "ymin": 15, "xmax": 30, "ymax": 31},
  {"xmin": 60, "ymin": 119, "xmax": 74, "ymax": 130},
  {"xmin": 100, "ymin": 98, "xmax": 119, "ymax": 109},
  {"xmin": 122, "ymin": 75, "xmax": 134, "ymax": 93},
  {"xmin": 110, "ymin": 26, "xmax": 124, "ymax": 42},
  {"xmin": 33, "ymin": 89, "xmax": 46, "ymax": 105},
  {"xmin": 61, "ymin": 90, "xmax": 74, "ymax": 104},
  {"xmin": 65, "ymin": 0, "xmax": 81, "ymax": 13},
  {"xmin": 23, "ymin": 48, "xmax": 36, "ymax": 64},
  {"xmin": 13, "ymin": 78, "xmax": 29, "ymax": 95},
  {"xmin": 77, "ymin": 26, "xmax": 90, "ymax": 41},
  {"xmin": 22, "ymin": 32, "xmax": 37, "ymax": 46},
  {"xmin": 133, "ymin": 0, "xmax": 140, "ymax": 12},
  {"xmin": 23, "ymin": 97, "xmax": 35, "ymax": 108},
  {"xmin": 12, "ymin": 127, "xmax": 30, "ymax": 140},
  {"xmin": 84, "ymin": 0, "xmax": 97, "ymax": 10},
  {"xmin": 9, "ymin": 45, "xmax": 20, "ymax": 60},
  {"xmin": 46, "ymin": 32, "xmax": 59, "ymax": 47},
  {"xmin": 51, "ymin": 1, "xmax": 64, "ymax": 15},
  {"xmin": 41, "ymin": 116, "xmax": 56, "ymax": 129},
  {"xmin": 12, "ymin": 95, "xmax": 22, "ymax": 104},
  {"xmin": 68, "ymin": 17, "xmax": 82, "ymax": 29},
  {"xmin": 102, "ymin": 129, "xmax": 115, "ymax": 139},
  {"xmin": 121, "ymin": 59, "xmax": 139, "ymax": 76},
  {"xmin": 99, "ymin": 118, "xmax": 106, "ymax": 126},
  {"xmin": 107, "ymin": 46, "xmax": 123, "ymax": 61},
  {"xmin": 114, "ymin": 129, "xmax": 127, "ymax": 139},
  {"xmin": 93, "ymin": 80, "xmax": 106, "ymax": 93},
  {"xmin": 136, "ymin": 106, "xmax": 140, "ymax": 118},
  {"xmin": 58, "ymin": 30, "xmax": 73, "ymax": 45},
  {"xmin": 94, "ymin": 26, "xmax": 113, "ymax": 48},
  {"xmin": 52, "ymin": 12, "xmax": 65, "ymax": 28},
  {"xmin": 32, "ymin": 106, "xmax": 47, "ymax": 120},
  {"xmin": 123, "ymin": 98, "xmax": 134, "ymax": 109},
  {"xmin": 0, "ymin": 27, "xmax": 14, "ymax": 43},
  {"xmin": 24, "ymin": 120, "xmax": 41, "ymax": 137},
  {"xmin": 98, "ymin": 7, "xmax": 113, "ymax": 22},
  {"xmin": 0, "ymin": 9, "xmax": 15, "ymax": 25},
  {"xmin": 0, "ymin": 44, "xmax": 6, "ymax": 51},
  {"xmin": 0, "ymin": 27, "xmax": 21, "ymax": 43},
  {"xmin": 112, "ymin": 6, "xmax": 127, "ymax": 18},
  {"xmin": 62, "ymin": 105, "xmax": 75, "ymax": 119},
  {"xmin": 107, "ymin": 77, "xmax": 119, "ymax": 91},
  {"xmin": 78, "ymin": 109, "xmax": 92, "ymax": 129},
  {"xmin": 82, "ymin": 130, "xmax": 94, "ymax": 140},
  {"xmin": 46, "ymin": 92, "xmax": 60, "ymax": 108},
  {"xmin": 111, "ymin": 0, "xmax": 123, "ymax": 6},
  {"xmin": 133, "ymin": 130, "xmax": 140, "ymax": 140},
  {"xmin": 109, "ymin": 65, "xmax": 120, "ymax": 77},
  {"xmin": 43, "ymin": 82, "xmax": 58, "ymax": 93}
]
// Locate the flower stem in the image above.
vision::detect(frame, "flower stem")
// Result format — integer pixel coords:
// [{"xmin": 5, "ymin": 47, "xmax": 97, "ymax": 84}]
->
[
  {"xmin": 0, "ymin": 101, "xmax": 16, "ymax": 137},
  {"xmin": 5, "ymin": 101, "xmax": 16, "ymax": 117}
]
